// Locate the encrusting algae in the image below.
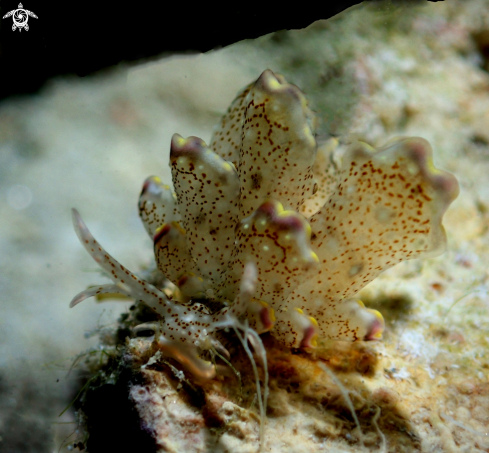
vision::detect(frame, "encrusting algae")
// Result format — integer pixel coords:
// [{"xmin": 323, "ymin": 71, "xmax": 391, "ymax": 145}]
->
[{"xmin": 69, "ymin": 69, "xmax": 459, "ymax": 449}]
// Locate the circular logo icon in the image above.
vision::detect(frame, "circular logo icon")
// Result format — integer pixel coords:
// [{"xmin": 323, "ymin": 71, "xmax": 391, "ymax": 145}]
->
[{"xmin": 13, "ymin": 9, "xmax": 28, "ymax": 28}]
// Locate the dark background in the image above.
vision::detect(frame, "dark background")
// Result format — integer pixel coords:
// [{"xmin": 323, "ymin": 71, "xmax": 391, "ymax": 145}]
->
[
  {"xmin": 0, "ymin": 0, "xmax": 439, "ymax": 101},
  {"xmin": 0, "ymin": 0, "xmax": 361, "ymax": 100}
]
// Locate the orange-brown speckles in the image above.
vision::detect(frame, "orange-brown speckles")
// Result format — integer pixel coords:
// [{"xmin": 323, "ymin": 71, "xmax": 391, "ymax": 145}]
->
[{"xmin": 74, "ymin": 71, "xmax": 458, "ymax": 359}]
